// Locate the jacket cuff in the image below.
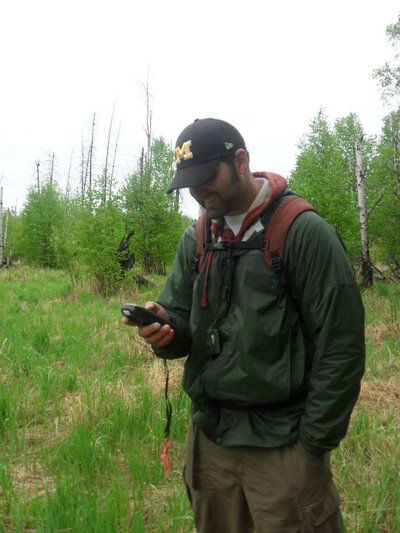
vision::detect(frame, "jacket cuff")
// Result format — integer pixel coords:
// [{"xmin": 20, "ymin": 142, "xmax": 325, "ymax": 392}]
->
[
  {"xmin": 299, "ymin": 440, "xmax": 327, "ymax": 459},
  {"xmin": 153, "ymin": 338, "xmax": 190, "ymax": 360}
]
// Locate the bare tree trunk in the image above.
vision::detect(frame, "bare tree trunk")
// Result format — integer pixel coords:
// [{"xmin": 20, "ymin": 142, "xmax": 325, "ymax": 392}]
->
[
  {"xmin": 139, "ymin": 148, "xmax": 144, "ymax": 177},
  {"xmin": 0, "ymin": 187, "xmax": 3, "ymax": 267},
  {"xmin": 36, "ymin": 161, "xmax": 41, "ymax": 193},
  {"xmin": 83, "ymin": 148, "xmax": 90, "ymax": 195},
  {"xmin": 104, "ymin": 103, "xmax": 117, "ymax": 203},
  {"xmin": 88, "ymin": 112, "xmax": 95, "ymax": 192},
  {"xmin": 140, "ymin": 73, "xmax": 153, "ymax": 172},
  {"xmin": 66, "ymin": 149, "xmax": 74, "ymax": 198},
  {"xmin": 109, "ymin": 123, "xmax": 121, "ymax": 201},
  {"xmin": 81, "ymin": 114, "xmax": 96, "ymax": 200},
  {"xmin": 355, "ymin": 137, "xmax": 373, "ymax": 288}
]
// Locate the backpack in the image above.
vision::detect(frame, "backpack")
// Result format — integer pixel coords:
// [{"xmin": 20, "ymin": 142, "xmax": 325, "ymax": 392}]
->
[{"xmin": 194, "ymin": 189, "xmax": 317, "ymax": 300}]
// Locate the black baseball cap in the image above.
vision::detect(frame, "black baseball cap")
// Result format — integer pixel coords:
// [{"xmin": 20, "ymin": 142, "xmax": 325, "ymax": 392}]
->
[{"xmin": 167, "ymin": 118, "xmax": 246, "ymax": 193}]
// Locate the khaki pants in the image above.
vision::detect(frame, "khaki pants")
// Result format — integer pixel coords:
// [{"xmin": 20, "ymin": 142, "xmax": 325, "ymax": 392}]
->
[{"xmin": 183, "ymin": 423, "xmax": 344, "ymax": 533}]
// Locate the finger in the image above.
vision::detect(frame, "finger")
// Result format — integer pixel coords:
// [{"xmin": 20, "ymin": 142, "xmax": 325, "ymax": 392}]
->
[
  {"xmin": 149, "ymin": 329, "xmax": 175, "ymax": 348},
  {"xmin": 144, "ymin": 302, "xmax": 170, "ymax": 323},
  {"xmin": 138, "ymin": 322, "xmax": 164, "ymax": 336},
  {"xmin": 122, "ymin": 316, "xmax": 141, "ymax": 327},
  {"xmin": 144, "ymin": 301, "xmax": 159, "ymax": 312},
  {"xmin": 140, "ymin": 324, "xmax": 174, "ymax": 347}
]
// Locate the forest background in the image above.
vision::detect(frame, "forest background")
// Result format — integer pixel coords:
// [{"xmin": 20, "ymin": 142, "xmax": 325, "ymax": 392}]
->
[{"xmin": 2, "ymin": 13, "xmax": 400, "ymax": 290}]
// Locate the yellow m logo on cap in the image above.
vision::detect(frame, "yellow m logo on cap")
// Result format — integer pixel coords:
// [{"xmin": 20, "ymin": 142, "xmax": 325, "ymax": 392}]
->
[{"xmin": 175, "ymin": 140, "xmax": 193, "ymax": 165}]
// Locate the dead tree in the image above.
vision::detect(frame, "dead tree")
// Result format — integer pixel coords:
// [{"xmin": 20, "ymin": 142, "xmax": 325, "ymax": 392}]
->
[
  {"xmin": 104, "ymin": 103, "xmax": 117, "ymax": 203},
  {"xmin": 66, "ymin": 149, "xmax": 74, "ymax": 198},
  {"xmin": 49, "ymin": 152, "xmax": 55, "ymax": 185},
  {"xmin": 0, "ymin": 186, "xmax": 3, "ymax": 267},
  {"xmin": 140, "ymin": 74, "xmax": 153, "ymax": 171},
  {"xmin": 81, "ymin": 113, "xmax": 96, "ymax": 199},
  {"xmin": 139, "ymin": 147, "xmax": 144, "ymax": 177},
  {"xmin": 355, "ymin": 137, "xmax": 373, "ymax": 288},
  {"xmin": 116, "ymin": 229, "xmax": 136, "ymax": 274},
  {"xmin": 36, "ymin": 161, "xmax": 41, "ymax": 193},
  {"xmin": 88, "ymin": 112, "xmax": 95, "ymax": 192},
  {"xmin": 109, "ymin": 122, "xmax": 121, "ymax": 201}
]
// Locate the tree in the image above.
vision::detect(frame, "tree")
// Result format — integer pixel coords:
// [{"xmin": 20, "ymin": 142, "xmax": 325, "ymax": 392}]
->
[
  {"xmin": 289, "ymin": 110, "xmax": 379, "ymax": 284},
  {"xmin": 75, "ymin": 181, "xmax": 126, "ymax": 294},
  {"xmin": 290, "ymin": 111, "xmax": 362, "ymax": 263},
  {"xmin": 373, "ymin": 13, "xmax": 400, "ymax": 105},
  {"xmin": 368, "ymin": 110, "xmax": 400, "ymax": 278},
  {"xmin": 81, "ymin": 113, "xmax": 96, "ymax": 198},
  {"xmin": 19, "ymin": 182, "xmax": 67, "ymax": 268},
  {"xmin": 123, "ymin": 137, "xmax": 184, "ymax": 275},
  {"xmin": 355, "ymin": 138, "xmax": 373, "ymax": 287}
]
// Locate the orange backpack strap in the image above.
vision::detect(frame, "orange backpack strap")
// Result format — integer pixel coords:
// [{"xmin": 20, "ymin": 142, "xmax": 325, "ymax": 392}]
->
[
  {"xmin": 195, "ymin": 211, "xmax": 211, "ymax": 272},
  {"xmin": 264, "ymin": 195, "xmax": 316, "ymax": 273}
]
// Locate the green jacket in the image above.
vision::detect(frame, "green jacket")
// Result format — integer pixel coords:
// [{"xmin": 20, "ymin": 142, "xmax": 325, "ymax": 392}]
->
[{"xmin": 155, "ymin": 193, "xmax": 365, "ymax": 458}]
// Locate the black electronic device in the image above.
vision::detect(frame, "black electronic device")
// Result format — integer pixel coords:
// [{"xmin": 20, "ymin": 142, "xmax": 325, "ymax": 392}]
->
[{"xmin": 121, "ymin": 303, "xmax": 169, "ymax": 326}]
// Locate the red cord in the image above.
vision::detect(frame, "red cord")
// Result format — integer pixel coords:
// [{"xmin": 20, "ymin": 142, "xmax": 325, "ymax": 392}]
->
[{"xmin": 161, "ymin": 437, "xmax": 172, "ymax": 478}]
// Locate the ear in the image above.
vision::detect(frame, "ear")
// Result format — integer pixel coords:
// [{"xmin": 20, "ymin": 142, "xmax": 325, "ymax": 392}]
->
[{"xmin": 234, "ymin": 148, "xmax": 250, "ymax": 175}]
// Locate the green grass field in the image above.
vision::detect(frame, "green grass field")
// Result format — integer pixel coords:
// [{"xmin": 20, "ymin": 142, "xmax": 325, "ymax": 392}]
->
[{"xmin": 0, "ymin": 267, "xmax": 399, "ymax": 532}]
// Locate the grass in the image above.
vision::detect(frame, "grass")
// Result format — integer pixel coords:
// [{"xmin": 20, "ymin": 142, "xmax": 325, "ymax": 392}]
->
[
  {"xmin": 0, "ymin": 266, "xmax": 192, "ymax": 532},
  {"xmin": 341, "ymin": 282, "xmax": 400, "ymax": 533},
  {"xmin": 0, "ymin": 266, "xmax": 399, "ymax": 532}
]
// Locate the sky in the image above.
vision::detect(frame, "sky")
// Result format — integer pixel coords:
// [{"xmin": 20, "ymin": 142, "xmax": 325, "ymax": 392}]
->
[{"xmin": 0, "ymin": 0, "xmax": 399, "ymax": 218}]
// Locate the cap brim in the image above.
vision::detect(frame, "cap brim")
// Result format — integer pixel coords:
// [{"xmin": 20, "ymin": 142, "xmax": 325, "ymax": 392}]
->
[{"xmin": 167, "ymin": 159, "xmax": 219, "ymax": 193}]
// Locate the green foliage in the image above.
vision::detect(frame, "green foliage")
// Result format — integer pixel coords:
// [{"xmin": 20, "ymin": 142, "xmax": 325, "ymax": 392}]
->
[
  {"xmin": 50, "ymin": 194, "xmax": 85, "ymax": 280},
  {"xmin": 373, "ymin": 13, "xmax": 400, "ymax": 104},
  {"xmin": 1, "ymin": 208, "xmax": 23, "ymax": 262},
  {"xmin": 123, "ymin": 137, "xmax": 184, "ymax": 275},
  {"xmin": 368, "ymin": 109, "xmax": 400, "ymax": 264},
  {"xmin": 5, "ymin": 138, "xmax": 188, "ymax": 295},
  {"xmin": 18, "ymin": 183, "xmax": 67, "ymax": 268},
  {"xmin": 289, "ymin": 111, "xmax": 371, "ymax": 263},
  {"xmin": 73, "ymin": 176, "xmax": 126, "ymax": 295}
]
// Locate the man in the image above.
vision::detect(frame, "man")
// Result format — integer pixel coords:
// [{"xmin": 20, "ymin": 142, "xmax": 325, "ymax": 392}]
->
[{"xmin": 124, "ymin": 118, "xmax": 365, "ymax": 532}]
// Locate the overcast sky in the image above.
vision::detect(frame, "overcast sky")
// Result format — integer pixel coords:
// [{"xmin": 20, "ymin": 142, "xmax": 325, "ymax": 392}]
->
[{"xmin": 0, "ymin": 0, "xmax": 399, "ymax": 217}]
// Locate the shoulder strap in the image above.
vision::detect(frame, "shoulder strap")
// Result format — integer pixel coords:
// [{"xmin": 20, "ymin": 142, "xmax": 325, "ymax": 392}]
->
[
  {"xmin": 264, "ymin": 194, "xmax": 316, "ymax": 280},
  {"xmin": 195, "ymin": 211, "xmax": 211, "ymax": 272},
  {"xmin": 194, "ymin": 193, "xmax": 317, "ymax": 276}
]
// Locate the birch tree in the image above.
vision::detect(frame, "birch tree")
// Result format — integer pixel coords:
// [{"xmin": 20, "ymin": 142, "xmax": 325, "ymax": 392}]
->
[{"xmin": 355, "ymin": 138, "xmax": 373, "ymax": 287}]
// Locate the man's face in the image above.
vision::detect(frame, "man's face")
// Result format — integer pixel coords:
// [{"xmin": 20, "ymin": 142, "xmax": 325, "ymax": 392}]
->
[{"xmin": 189, "ymin": 161, "xmax": 245, "ymax": 218}]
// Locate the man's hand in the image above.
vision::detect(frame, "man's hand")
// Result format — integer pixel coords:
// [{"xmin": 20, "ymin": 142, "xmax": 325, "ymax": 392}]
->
[{"xmin": 122, "ymin": 301, "xmax": 174, "ymax": 348}]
